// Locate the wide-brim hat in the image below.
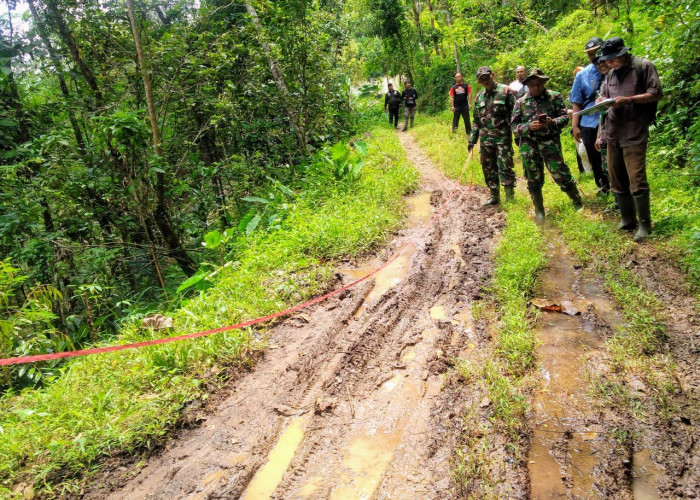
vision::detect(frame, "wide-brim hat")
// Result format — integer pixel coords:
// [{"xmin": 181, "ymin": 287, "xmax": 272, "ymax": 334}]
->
[
  {"xmin": 523, "ymin": 67, "xmax": 550, "ymax": 84},
  {"xmin": 599, "ymin": 37, "xmax": 631, "ymax": 61}
]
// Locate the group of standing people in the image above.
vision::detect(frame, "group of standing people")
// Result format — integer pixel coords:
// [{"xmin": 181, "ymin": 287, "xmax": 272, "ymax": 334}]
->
[
  {"xmin": 384, "ymin": 35, "xmax": 661, "ymax": 241},
  {"xmin": 383, "ymin": 81, "xmax": 418, "ymax": 131}
]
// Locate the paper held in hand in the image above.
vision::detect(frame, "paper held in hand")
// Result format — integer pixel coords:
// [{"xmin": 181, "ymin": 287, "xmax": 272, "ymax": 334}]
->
[{"xmin": 573, "ymin": 98, "xmax": 616, "ymax": 116}]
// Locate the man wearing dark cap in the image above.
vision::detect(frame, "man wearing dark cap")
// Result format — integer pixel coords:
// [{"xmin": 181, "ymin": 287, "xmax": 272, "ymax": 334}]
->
[
  {"xmin": 468, "ymin": 66, "xmax": 517, "ymax": 205},
  {"xmin": 598, "ymin": 37, "xmax": 662, "ymax": 241},
  {"xmin": 401, "ymin": 80, "xmax": 419, "ymax": 131},
  {"xmin": 570, "ymin": 37, "xmax": 610, "ymax": 195},
  {"xmin": 512, "ymin": 68, "xmax": 583, "ymax": 224}
]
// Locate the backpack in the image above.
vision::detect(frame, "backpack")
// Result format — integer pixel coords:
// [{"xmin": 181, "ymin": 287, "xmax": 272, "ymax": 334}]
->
[{"xmin": 632, "ymin": 56, "xmax": 658, "ymax": 125}]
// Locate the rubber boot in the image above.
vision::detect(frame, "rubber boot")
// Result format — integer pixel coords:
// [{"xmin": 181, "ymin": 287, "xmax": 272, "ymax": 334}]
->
[
  {"xmin": 409, "ymin": 116, "xmax": 414, "ymax": 128},
  {"xmin": 615, "ymin": 193, "xmax": 636, "ymax": 231},
  {"xmin": 564, "ymin": 184, "xmax": 584, "ymax": 210},
  {"xmin": 483, "ymin": 187, "xmax": 500, "ymax": 206},
  {"xmin": 504, "ymin": 185, "xmax": 515, "ymax": 201},
  {"xmin": 529, "ymin": 188, "xmax": 545, "ymax": 225},
  {"xmin": 633, "ymin": 192, "xmax": 652, "ymax": 242}
]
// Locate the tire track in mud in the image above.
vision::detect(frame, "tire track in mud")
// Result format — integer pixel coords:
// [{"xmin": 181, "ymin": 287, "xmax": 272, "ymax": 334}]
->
[{"xmin": 90, "ymin": 131, "xmax": 504, "ymax": 500}]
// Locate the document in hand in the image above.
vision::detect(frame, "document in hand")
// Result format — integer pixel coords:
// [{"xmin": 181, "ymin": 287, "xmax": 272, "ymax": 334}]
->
[{"xmin": 573, "ymin": 98, "xmax": 616, "ymax": 116}]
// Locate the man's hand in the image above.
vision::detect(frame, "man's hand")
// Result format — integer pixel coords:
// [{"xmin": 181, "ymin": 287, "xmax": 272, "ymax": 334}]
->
[
  {"xmin": 572, "ymin": 126, "xmax": 582, "ymax": 143},
  {"xmin": 613, "ymin": 95, "xmax": 633, "ymax": 108},
  {"xmin": 595, "ymin": 137, "xmax": 603, "ymax": 152},
  {"xmin": 529, "ymin": 121, "xmax": 544, "ymax": 131},
  {"xmin": 451, "ymin": 106, "xmax": 455, "ymax": 113}
]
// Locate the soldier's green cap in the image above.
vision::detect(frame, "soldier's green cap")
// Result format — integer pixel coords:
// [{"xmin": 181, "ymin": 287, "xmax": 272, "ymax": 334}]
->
[
  {"xmin": 523, "ymin": 67, "xmax": 550, "ymax": 84},
  {"xmin": 476, "ymin": 66, "xmax": 493, "ymax": 79}
]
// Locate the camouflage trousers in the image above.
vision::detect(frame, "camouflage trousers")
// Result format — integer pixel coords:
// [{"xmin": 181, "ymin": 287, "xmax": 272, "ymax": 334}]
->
[
  {"xmin": 518, "ymin": 137, "xmax": 576, "ymax": 191},
  {"xmin": 480, "ymin": 142, "xmax": 516, "ymax": 189}
]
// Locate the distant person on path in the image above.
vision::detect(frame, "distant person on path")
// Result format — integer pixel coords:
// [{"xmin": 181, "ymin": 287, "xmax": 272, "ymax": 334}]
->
[
  {"xmin": 468, "ymin": 66, "xmax": 517, "ymax": 205},
  {"xmin": 401, "ymin": 81, "xmax": 418, "ymax": 131},
  {"xmin": 509, "ymin": 65, "xmax": 528, "ymax": 99},
  {"xmin": 570, "ymin": 37, "xmax": 610, "ymax": 195},
  {"xmin": 384, "ymin": 83, "xmax": 402, "ymax": 128},
  {"xmin": 512, "ymin": 68, "xmax": 583, "ymax": 224},
  {"xmin": 598, "ymin": 36, "xmax": 662, "ymax": 241},
  {"xmin": 450, "ymin": 72, "xmax": 472, "ymax": 136}
]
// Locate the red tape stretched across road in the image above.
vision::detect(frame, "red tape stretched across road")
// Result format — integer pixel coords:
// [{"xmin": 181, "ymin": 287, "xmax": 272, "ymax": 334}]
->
[{"xmin": 0, "ymin": 150, "xmax": 475, "ymax": 367}]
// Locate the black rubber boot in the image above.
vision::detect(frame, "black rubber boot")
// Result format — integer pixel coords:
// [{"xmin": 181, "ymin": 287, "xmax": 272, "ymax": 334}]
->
[
  {"xmin": 615, "ymin": 193, "xmax": 637, "ymax": 231},
  {"xmin": 564, "ymin": 184, "xmax": 584, "ymax": 210},
  {"xmin": 529, "ymin": 188, "xmax": 545, "ymax": 225},
  {"xmin": 483, "ymin": 187, "xmax": 500, "ymax": 206},
  {"xmin": 633, "ymin": 192, "xmax": 652, "ymax": 242},
  {"xmin": 504, "ymin": 185, "xmax": 515, "ymax": 201}
]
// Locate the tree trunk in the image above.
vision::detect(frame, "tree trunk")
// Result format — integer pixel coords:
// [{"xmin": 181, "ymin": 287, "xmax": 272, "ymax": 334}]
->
[
  {"xmin": 44, "ymin": 0, "xmax": 105, "ymax": 110},
  {"xmin": 126, "ymin": 0, "xmax": 197, "ymax": 278},
  {"xmin": 426, "ymin": 0, "xmax": 441, "ymax": 56},
  {"xmin": 244, "ymin": 2, "xmax": 307, "ymax": 153},
  {"xmin": 444, "ymin": 11, "xmax": 461, "ymax": 73},
  {"xmin": 410, "ymin": 1, "xmax": 430, "ymax": 67}
]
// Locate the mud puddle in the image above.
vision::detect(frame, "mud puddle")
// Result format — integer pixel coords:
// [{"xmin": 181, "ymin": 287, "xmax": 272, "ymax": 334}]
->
[{"xmin": 527, "ymin": 239, "xmax": 662, "ymax": 498}]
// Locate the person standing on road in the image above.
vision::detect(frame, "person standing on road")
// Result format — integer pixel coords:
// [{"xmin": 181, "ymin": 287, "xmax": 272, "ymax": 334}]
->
[
  {"xmin": 450, "ymin": 72, "xmax": 472, "ymax": 136},
  {"xmin": 468, "ymin": 66, "xmax": 517, "ymax": 206},
  {"xmin": 401, "ymin": 81, "xmax": 418, "ymax": 131},
  {"xmin": 570, "ymin": 37, "xmax": 610, "ymax": 195},
  {"xmin": 512, "ymin": 68, "xmax": 583, "ymax": 225},
  {"xmin": 598, "ymin": 37, "xmax": 662, "ymax": 241},
  {"xmin": 509, "ymin": 65, "xmax": 528, "ymax": 99},
  {"xmin": 384, "ymin": 83, "xmax": 402, "ymax": 129}
]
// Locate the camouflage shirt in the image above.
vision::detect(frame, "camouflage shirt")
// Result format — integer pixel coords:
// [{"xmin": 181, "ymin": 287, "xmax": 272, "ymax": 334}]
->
[
  {"xmin": 469, "ymin": 83, "xmax": 515, "ymax": 148},
  {"xmin": 511, "ymin": 89, "xmax": 569, "ymax": 141}
]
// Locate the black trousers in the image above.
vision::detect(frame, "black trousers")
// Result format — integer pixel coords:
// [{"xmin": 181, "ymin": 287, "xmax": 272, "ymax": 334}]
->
[
  {"xmin": 452, "ymin": 106, "xmax": 471, "ymax": 134},
  {"xmin": 388, "ymin": 107, "xmax": 400, "ymax": 127},
  {"xmin": 580, "ymin": 125, "xmax": 610, "ymax": 191}
]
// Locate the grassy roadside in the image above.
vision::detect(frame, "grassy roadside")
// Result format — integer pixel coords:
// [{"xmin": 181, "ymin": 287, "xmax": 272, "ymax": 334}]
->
[
  {"xmin": 0, "ymin": 120, "xmax": 419, "ymax": 497},
  {"xmin": 410, "ymin": 114, "xmax": 546, "ymax": 495}
]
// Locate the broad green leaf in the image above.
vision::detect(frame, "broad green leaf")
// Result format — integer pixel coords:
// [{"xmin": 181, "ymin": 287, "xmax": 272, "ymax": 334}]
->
[
  {"xmin": 203, "ymin": 230, "xmax": 222, "ymax": 249},
  {"xmin": 241, "ymin": 196, "xmax": 269, "ymax": 204},
  {"xmin": 353, "ymin": 139, "xmax": 368, "ymax": 156},
  {"xmin": 246, "ymin": 214, "xmax": 261, "ymax": 234}
]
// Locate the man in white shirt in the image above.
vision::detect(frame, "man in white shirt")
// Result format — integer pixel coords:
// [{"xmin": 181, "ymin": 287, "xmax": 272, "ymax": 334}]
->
[{"xmin": 509, "ymin": 65, "xmax": 528, "ymax": 99}]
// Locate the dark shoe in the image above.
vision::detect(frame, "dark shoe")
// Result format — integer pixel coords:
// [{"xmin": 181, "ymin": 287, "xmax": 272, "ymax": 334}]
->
[
  {"xmin": 529, "ymin": 188, "xmax": 545, "ymax": 225},
  {"xmin": 615, "ymin": 193, "xmax": 636, "ymax": 231},
  {"xmin": 504, "ymin": 185, "xmax": 515, "ymax": 201},
  {"xmin": 401, "ymin": 127, "xmax": 407, "ymax": 132},
  {"xmin": 633, "ymin": 192, "xmax": 652, "ymax": 241},
  {"xmin": 564, "ymin": 184, "xmax": 583, "ymax": 210},
  {"xmin": 483, "ymin": 187, "xmax": 500, "ymax": 206}
]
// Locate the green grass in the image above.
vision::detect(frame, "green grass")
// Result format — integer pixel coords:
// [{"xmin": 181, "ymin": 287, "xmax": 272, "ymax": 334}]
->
[{"xmin": 0, "ymin": 120, "xmax": 419, "ymax": 496}]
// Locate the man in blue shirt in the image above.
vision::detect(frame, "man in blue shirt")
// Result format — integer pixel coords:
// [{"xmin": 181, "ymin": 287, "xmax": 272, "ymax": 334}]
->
[{"xmin": 570, "ymin": 37, "xmax": 610, "ymax": 194}]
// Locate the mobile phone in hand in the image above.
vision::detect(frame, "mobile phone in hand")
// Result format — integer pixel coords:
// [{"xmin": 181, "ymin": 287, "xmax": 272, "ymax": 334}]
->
[{"xmin": 538, "ymin": 113, "xmax": 548, "ymax": 122}]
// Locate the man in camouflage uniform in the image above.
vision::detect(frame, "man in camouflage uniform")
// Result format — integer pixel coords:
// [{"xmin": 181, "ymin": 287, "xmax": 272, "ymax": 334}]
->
[
  {"xmin": 468, "ymin": 66, "xmax": 516, "ymax": 205},
  {"xmin": 512, "ymin": 68, "xmax": 583, "ymax": 224}
]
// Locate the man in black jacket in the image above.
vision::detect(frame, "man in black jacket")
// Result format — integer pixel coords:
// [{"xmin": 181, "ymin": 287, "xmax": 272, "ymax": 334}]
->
[
  {"xmin": 384, "ymin": 83, "xmax": 402, "ymax": 128},
  {"xmin": 401, "ymin": 81, "xmax": 418, "ymax": 131}
]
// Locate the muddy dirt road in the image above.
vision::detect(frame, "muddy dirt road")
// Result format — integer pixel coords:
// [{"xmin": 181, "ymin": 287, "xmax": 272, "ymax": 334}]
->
[
  {"xmin": 89, "ymin": 132, "xmax": 503, "ymax": 499},
  {"xmin": 87, "ymin": 132, "xmax": 699, "ymax": 499}
]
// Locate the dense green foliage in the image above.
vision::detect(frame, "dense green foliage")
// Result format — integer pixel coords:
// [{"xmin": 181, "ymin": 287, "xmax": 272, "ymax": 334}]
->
[{"xmin": 0, "ymin": 0, "xmax": 355, "ymax": 390}]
